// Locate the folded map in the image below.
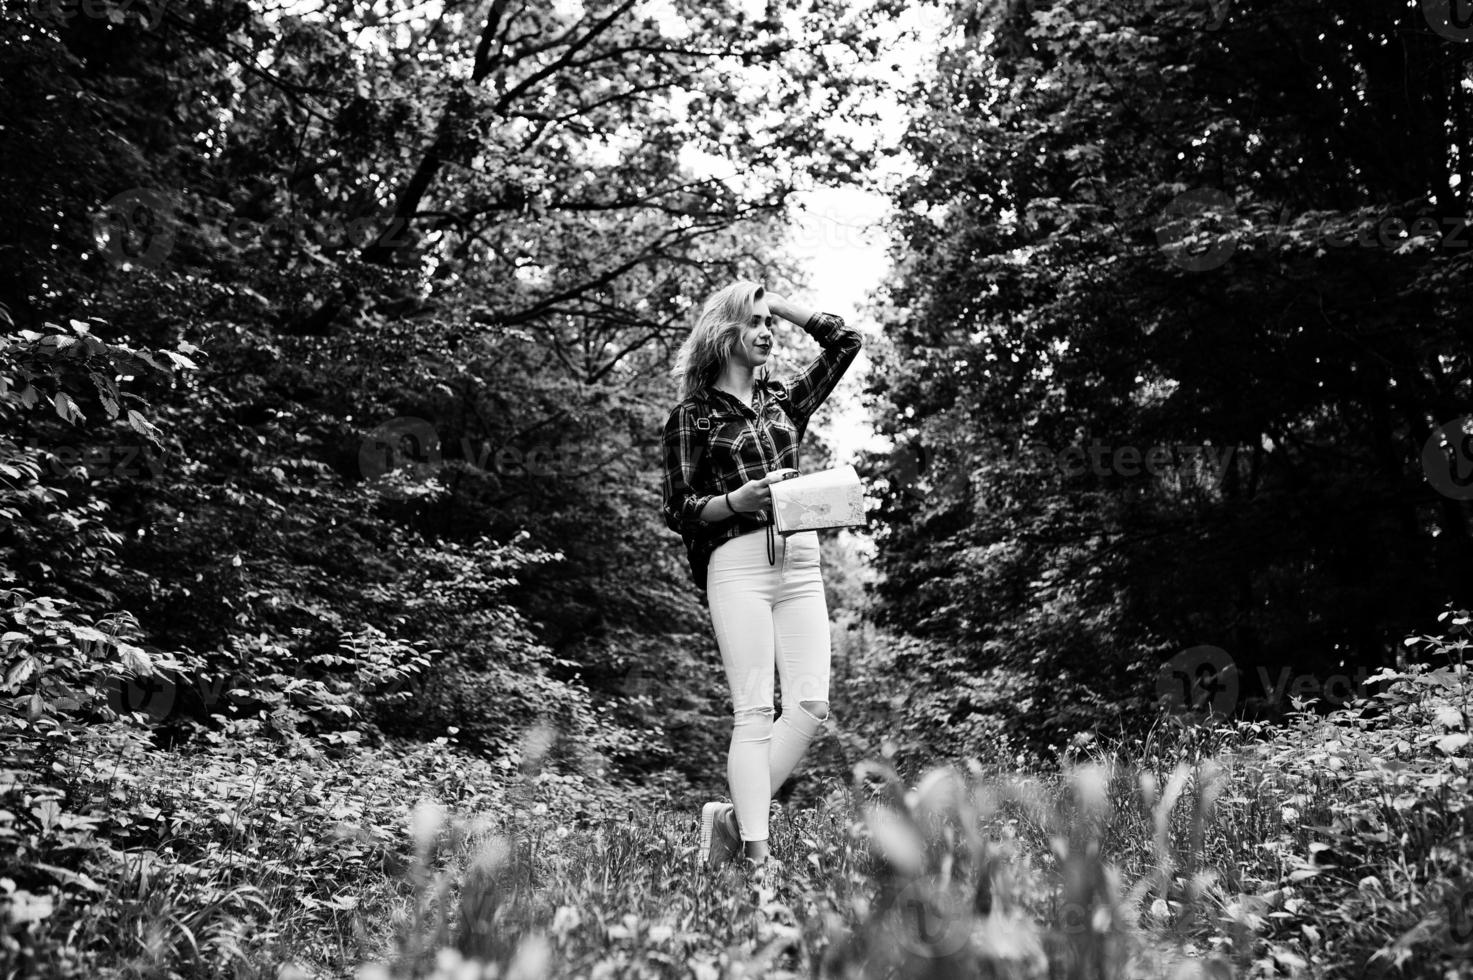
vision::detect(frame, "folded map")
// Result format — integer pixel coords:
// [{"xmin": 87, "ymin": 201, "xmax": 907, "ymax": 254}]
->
[{"xmin": 769, "ymin": 464, "xmax": 867, "ymax": 535}]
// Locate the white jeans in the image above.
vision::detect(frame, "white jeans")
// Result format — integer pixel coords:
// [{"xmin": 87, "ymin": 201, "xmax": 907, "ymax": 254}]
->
[{"xmin": 706, "ymin": 528, "xmax": 831, "ymax": 842}]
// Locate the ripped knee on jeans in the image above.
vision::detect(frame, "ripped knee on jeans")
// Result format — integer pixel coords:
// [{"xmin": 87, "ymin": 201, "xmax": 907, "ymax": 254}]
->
[
  {"xmin": 733, "ymin": 705, "xmax": 775, "ymax": 744},
  {"xmin": 798, "ymin": 699, "xmax": 829, "ymax": 722}
]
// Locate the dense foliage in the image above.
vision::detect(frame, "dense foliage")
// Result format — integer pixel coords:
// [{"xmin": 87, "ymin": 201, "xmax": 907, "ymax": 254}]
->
[
  {"xmin": 0, "ymin": 0, "xmax": 904, "ymax": 778},
  {"xmin": 4, "ymin": 1, "xmax": 1472, "ymax": 976},
  {"xmin": 7, "ymin": 612, "xmax": 1467, "ymax": 977},
  {"xmin": 862, "ymin": 0, "xmax": 1473, "ymax": 751}
]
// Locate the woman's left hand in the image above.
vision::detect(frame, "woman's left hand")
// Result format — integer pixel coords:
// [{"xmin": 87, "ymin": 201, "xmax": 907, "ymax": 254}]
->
[
  {"xmin": 764, "ymin": 291, "xmax": 790, "ymax": 320},
  {"xmin": 764, "ymin": 290, "xmax": 816, "ymax": 328}
]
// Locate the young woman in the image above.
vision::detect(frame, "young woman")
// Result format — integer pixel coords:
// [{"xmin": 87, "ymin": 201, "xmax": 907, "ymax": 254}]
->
[{"xmin": 660, "ymin": 280, "xmax": 862, "ymax": 871}]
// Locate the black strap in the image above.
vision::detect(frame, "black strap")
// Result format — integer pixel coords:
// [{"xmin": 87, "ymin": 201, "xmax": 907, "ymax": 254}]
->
[{"xmin": 758, "ymin": 385, "xmax": 777, "ymax": 567}]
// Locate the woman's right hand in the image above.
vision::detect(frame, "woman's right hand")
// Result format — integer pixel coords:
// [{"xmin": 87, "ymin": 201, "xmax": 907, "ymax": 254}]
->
[{"xmin": 729, "ymin": 471, "xmax": 795, "ymax": 515}]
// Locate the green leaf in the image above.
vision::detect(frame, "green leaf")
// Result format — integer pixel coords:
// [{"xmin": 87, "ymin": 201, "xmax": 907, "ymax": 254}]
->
[
  {"xmin": 4, "ymin": 656, "xmax": 35, "ymax": 689},
  {"xmin": 6, "ymin": 891, "xmax": 53, "ymax": 923},
  {"xmin": 132, "ymin": 351, "xmax": 172, "ymax": 374},
  {"xmin": 31, "ymin": 862, "xmax": 102, "ymax": 893},
  {"xmin": 32, "ymin": 800, "xmax": 59, "ymax": 832},
  {"xmin": 126, "ymin": 410, "xmax": 162, "ymax": 443},
  {"xmin": 1433, "ymin": 705, "xmax": 1463, "ymax": 730},
  {"xmin": 1436, "ymin": 733, "xmax": 1469, "ymax": 755},
  {"xmin": 53, "ymin": 392, "xmax": 84, "ymax": 424},
  {"xmin": 89, "ymin": 373, "xmax": 121, "ymax": 418},
  {"xmin": 119, "ymin": 643, "xmax": 152, "ymax": 674}
]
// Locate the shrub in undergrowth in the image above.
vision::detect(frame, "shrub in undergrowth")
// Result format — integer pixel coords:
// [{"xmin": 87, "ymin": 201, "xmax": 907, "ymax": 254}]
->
[
  {"xmin": 0, "ymin": 707, "xmax": 655, "ymax": 978},
  {"xmin": 367, "ymin": 612, "xmax": 1471, "ymax": 980},
  {"xmin": 1197, "ymin": 609, "xmax": 1471, "ymax": 977}
]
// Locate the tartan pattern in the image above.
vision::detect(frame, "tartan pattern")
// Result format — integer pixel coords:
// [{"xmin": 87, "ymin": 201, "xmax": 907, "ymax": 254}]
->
[{"xmin": 661, "ymin": 311, "xmax": 863, "ymax": 593}]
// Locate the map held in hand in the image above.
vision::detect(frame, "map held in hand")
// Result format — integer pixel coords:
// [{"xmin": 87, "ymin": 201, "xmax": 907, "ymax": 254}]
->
[{"xmin": 769, "ymin": 464, "xmax": 866, "ymax": 535}]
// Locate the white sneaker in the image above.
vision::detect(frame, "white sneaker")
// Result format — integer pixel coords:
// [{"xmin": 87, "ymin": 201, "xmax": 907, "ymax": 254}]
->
[{"xmin": 699, "ymin": 801, "xmax": 741, "ymax": 869}]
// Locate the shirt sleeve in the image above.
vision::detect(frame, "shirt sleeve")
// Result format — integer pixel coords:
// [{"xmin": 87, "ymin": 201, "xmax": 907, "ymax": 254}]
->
[
  {"xmin": 661, "ymin": 403, "xmax": 715, "ymax": 535},
  {"xmin": 779, "ymin": 311, "xmax": 863, "ymax": 431}
]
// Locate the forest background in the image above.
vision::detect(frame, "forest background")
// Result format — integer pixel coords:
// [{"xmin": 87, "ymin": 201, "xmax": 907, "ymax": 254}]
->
[{"xmin": 3, "ymin": 0, "xmax": 1472, "ymax": 977}]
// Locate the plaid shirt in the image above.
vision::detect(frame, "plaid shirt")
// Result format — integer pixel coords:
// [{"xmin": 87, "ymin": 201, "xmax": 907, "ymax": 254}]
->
[{"xmin": 661, "ymin": 311, "xmax": 862, "ymax": 594}]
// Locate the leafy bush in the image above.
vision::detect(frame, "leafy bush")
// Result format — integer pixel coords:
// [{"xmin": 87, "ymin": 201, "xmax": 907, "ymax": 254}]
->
[{"xmin": 3, "ymin": 609, "xmax": 1468, "ymax": 979}]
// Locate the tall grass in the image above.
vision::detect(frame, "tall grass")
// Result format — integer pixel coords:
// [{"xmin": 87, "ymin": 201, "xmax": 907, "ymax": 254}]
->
[
  {"xmin": 5, "ymin": 616, "xmax": 1469, "ymax": 979},
  {"xmin": 364, "ymin": 617, "xmax": 1471, "ymax": 980}
]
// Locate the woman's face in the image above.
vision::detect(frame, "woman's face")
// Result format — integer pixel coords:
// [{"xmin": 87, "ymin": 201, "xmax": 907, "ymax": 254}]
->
[{"xmin": 730, "ymin": 295, "xmax": 775, "ymax": 370}]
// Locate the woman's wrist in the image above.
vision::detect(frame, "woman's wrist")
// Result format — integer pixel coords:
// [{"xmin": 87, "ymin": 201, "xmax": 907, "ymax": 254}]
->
[{"xmin": 766, "ymin": 291, "xmax": 815, "ymax": 327}]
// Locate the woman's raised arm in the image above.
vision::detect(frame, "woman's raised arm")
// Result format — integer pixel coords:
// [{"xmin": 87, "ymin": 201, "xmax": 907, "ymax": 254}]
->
[{"xmin": 771, "ymin": 308, "xmax": 863, "ymax": 431}]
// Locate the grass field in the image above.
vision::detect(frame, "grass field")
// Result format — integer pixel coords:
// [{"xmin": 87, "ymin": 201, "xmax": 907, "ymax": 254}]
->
[{"xmin": 4, "ymin": 626, "xmax": 1470, "ymax": 979}]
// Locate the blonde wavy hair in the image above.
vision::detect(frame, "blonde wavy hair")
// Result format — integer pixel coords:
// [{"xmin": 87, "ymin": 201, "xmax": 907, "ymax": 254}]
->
[{"xmin": 671, "ymin": 280, "xmax": 769, "ymax": 402}]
